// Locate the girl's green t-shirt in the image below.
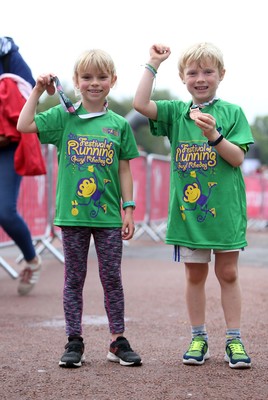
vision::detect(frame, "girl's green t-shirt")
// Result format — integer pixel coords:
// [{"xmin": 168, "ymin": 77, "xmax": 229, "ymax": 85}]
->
[
  {"xmin": 35, "ymin": 105, "xmax": 139, "ymax": 228},
  {"xmin": 149, "ymin": 99, "xmax": 254, "ymax": 249}
]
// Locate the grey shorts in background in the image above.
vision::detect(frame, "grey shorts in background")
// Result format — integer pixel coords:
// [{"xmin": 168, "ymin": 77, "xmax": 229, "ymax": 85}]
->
[{"xmin": 173, "ymin": 246, "xmax": 243, "ymax": 263}]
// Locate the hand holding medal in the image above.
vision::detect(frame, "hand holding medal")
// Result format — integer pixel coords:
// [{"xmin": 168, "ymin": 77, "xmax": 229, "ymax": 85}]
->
[
  {"xmin": 189, "ymin": 107, "xmax": 203, "ymax": 120},
  {"xmin": 190, "ymin": 97, "xmax": 219, "ymax": 121},
  {"xmin": 192, "ymin": 112, "xmax": 218, "ymax": 143}
]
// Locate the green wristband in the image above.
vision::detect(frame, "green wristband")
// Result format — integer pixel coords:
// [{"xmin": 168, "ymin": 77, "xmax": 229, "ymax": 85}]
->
[
  {"xmin": 122, "ymin": 201, "xmax": 136, "ymax": 210},
  {"xmin": 145, "ymin": 63, "xmax": 158, "ymax": 76}
]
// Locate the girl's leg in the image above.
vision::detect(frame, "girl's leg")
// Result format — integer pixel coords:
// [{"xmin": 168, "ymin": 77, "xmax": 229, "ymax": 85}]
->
[
  {"xmin": 214, "ymin": 252, "xmax": 241, "ymax": 329},
  {"xmin": 61, "ymin": 226, "xmax": 90, "ymax": 337},
  {"xmin": 93, "ymin": 227, "xmax": 124, "ymax": 340},
  {"xmin": 185, "ymin": 262, "xmax": 209, "ymax": 326},
  {"xmin": 93, "ymin": 228, "xmax": 142, "ymax": 367},
  {"xmin": 0, "ymin": 144, "xmax": 36, "ymax": 261}
]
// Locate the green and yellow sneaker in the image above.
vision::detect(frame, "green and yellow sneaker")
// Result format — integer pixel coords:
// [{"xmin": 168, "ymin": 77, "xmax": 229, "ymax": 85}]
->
[
  {"xmin": 183, "ymin": 336, "xmax": 210, "ymax": 365},
  {"xmin": 225, "ymin": 339, "xmax": 251, "ymax": 369}
]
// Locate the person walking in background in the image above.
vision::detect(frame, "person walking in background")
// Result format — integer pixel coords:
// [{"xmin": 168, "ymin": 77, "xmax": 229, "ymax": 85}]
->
[
  {"xmin": 0, "ymin": 36, "xmax": 41, "ymax": 295},
  {"xmin": 133, "ymin": 42, "xmax": 253, "ymax": 369},
  {"xmin": 17, "ymin": 49, "xmax": 142, "ymax": 368}
]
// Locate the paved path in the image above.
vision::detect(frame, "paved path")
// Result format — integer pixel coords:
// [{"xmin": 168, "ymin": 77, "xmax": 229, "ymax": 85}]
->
[{"xmin": 0, "ymin": 230, "xmax": 267, "ymax": 399}]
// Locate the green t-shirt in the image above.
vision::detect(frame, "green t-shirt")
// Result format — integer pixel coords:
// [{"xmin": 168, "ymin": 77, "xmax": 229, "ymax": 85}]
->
[
  {"xmin": 149, "ymin": 99, "xmax": 254, "ymax": 249},
  {"xmin": 35, "ymin": 104, "xmax": 139, "ymax": 228}
]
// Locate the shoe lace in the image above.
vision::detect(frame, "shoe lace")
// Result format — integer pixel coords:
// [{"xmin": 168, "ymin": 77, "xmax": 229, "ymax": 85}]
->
[
  {"xmin": 188, "ymin": 338, "xmax": 206, "ymax": 352},
  {"xmin": 228, "ymin": 341, "xmax": 246, "ymax": 355}
]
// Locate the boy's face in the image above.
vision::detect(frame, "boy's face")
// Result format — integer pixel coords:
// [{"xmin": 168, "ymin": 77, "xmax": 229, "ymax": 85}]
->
[{"xmin": 181, "ymin": 59, "xmax": 225, "ymax": 105}]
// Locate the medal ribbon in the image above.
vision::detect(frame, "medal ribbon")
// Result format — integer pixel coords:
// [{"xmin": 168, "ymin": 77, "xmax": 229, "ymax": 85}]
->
[
  {"xmin": 189, "ymin": 97, "xmax": 219, "ymax": 120},
  {"xmin": 51, "ymin": 76, "xmax": 108, "ymax": 119},
  {"xmin": 190, "ymin": 97, "xmax": 219, "ymax": 110}
]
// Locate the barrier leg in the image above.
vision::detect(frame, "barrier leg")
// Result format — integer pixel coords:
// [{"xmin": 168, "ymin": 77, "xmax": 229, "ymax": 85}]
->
[
  {"xmin": 0, "ymin": 256, "xmax": 19, "ymax": 279},
  {"xmin": 40, "ymin": 237, "xmax": 65, "ymax": 263},
  {"xmin": 149, "ymin": 221, "xmax": 167, "ymax": 241},
  {"xmin": 133, "ymin": 223, "xmax": 160, "ymax": 242}
]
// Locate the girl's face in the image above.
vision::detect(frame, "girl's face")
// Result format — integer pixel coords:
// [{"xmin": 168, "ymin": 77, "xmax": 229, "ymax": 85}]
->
[
  {"xmin": 181, "ymin": 59, "xmax": 225, "ymax": 105},
  {"xmin": 76, "ymin": 66, "xmax": 117, "ymax": 109}
]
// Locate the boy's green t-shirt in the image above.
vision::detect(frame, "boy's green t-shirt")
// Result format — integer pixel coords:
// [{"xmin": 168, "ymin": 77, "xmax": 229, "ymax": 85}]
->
[
  {"xmin": 35, "ymin": 105, "xmax": 139, "ymax": 228},
  {"xmin": 149, "ymin": 99, "xmax": 254, "ymax": 249}
]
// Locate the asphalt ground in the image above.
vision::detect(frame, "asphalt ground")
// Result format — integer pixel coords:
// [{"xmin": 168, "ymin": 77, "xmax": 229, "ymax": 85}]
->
[{"xmin": 0, "ymin": 229, "xmax": 267, "ymax": 400}]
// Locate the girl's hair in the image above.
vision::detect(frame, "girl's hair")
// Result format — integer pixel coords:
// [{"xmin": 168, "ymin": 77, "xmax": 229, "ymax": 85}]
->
[
  {"xmin": 178, "ymin": 42, "xmax": 225, "ymax": 77},
  {"xmin": 73, "ymin": 49, "xmax": 116, "ymax": 79}
]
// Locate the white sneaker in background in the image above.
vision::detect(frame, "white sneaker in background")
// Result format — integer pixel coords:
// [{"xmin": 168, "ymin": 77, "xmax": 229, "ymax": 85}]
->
[{"xmin": 17, "ymin": 256, "xmax": 42, "ymax": 296}]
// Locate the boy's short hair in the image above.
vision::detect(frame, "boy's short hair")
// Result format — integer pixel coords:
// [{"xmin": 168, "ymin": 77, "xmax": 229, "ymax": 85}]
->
[
  {"xmin": 178, "ymin": 42, "xmax": 225, "ymax": 77},
  {"xmin": 73, "ymin": 49, "xmax": 116, "ymax": 78}
]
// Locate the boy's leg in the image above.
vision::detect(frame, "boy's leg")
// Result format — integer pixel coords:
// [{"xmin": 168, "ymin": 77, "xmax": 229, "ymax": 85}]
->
[
  {"xmin": 185, "ymin": 262, "xmax": 209, "ymax": 326},
  {"xmin": 214, "ymin": 252, "xmax": 241, "ymax": 328},
  {"xmin": 214, "ymin": 252, "xmax": 251, "ymax": 368},
  {"xmin": 183, "ymin": 262, "xmax": 210, "ymax": 365}
]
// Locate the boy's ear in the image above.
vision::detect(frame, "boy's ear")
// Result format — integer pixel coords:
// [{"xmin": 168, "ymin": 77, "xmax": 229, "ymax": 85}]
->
[
  {"xmin": 179, "ymin": 72, "xmax": 185, "ymax": 83},
  {"xmin": 111, "ymin": 75, "xmax": 117, "ymax": 87},
  {"xmin": 220, "ymin": 68, "xmax": 226, "ymax": 81}
]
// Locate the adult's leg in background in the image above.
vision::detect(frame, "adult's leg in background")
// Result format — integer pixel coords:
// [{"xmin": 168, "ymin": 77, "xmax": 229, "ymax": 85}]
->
[{"xmin": 0, "ymin": 144, "xmax": 36, "ymax": 261}]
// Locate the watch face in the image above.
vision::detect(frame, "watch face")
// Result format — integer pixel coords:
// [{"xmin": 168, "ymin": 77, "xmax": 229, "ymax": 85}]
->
[{"xmin": 189, "ymin": 107, "xmax": 202, "ymax": 120}]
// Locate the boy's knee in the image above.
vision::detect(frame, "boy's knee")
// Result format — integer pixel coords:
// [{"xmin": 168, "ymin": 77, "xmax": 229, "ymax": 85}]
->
[
  {"xmin": 186, "ymin": 268, "xmax": 208, "ymax": 285},
  {"xmin": 218, "ymin": 269, "xmax": 238, "ymax": 284}
]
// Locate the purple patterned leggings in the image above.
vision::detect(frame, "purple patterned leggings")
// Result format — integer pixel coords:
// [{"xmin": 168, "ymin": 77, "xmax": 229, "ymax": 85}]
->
[{"xmin": 61, "ymin": 226, "xmax": 124, "ymax": 337}]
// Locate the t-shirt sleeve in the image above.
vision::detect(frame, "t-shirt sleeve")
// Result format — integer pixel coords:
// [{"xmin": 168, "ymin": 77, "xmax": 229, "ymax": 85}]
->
[
  {"xmin": 227, "ymin": 109, "xmax": 254, "ymax": 153},
  {"xmin": 148, "ymin": 100, "xmax": 184, "ymax": 141},
  {"xmin": 120, "ymin": 120, "xmax": 140, "ymax": 160}
]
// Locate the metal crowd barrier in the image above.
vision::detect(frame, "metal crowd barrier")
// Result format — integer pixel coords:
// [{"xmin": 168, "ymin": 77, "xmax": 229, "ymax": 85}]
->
[{"xmin": 1, "ymin": 144, "xmax": 267, "ymax": 279}]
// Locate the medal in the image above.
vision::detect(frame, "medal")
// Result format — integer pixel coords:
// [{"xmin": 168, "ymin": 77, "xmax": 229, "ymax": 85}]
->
[
  {"xmin": 189, "ymin": 97, "xmax": 219, "ymax": 120},
  {"xmin": 189, "ymin": 107, "xmax": 202, "ymax": 120}
]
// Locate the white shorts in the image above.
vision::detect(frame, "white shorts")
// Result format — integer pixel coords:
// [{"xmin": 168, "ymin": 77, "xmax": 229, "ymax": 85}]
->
[{"xmin": 174, "ymin": 246, "xmax": 244, "ymax": 263}]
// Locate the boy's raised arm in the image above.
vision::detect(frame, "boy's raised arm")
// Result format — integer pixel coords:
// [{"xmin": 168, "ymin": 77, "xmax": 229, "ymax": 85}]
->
[{"xmin": 133, "ymin": 44, "xmax": 171, "ymax": 121}]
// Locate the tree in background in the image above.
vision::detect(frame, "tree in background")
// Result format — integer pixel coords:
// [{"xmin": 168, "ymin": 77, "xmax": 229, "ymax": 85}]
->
[{"xmin": 250, "ymin": 116, "xmax": 268, "ymax": 165}]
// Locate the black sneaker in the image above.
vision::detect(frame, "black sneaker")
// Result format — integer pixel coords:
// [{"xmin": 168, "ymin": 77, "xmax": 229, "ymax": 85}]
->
[
  {"xmin": 59, "ymin": 337, "xmax": 85, "ymax": 368},
  {"xmin": 107, "ymin": 336, "xmax": 142, "ymax": 366}
]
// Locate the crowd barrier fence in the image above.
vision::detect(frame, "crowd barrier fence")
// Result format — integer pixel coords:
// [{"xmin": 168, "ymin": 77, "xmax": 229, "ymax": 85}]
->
[
  {"xmin": 244, "ymin": 172, "xmax": 268, "ymax": 229},
  {"xmin": 1, "ymin": 145, "xmax": 267, "ymax": 278}
]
